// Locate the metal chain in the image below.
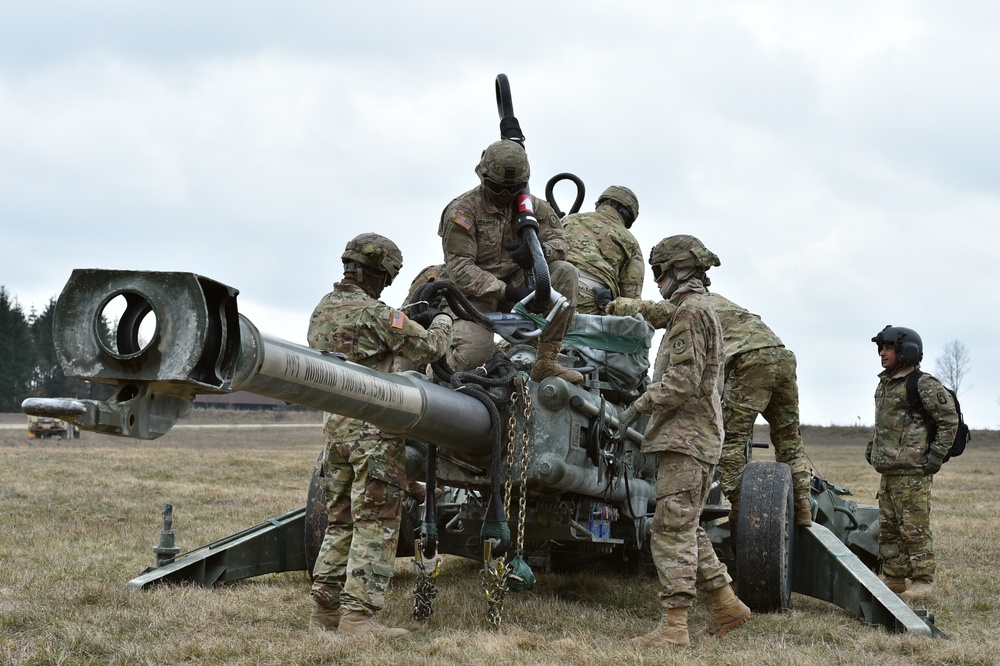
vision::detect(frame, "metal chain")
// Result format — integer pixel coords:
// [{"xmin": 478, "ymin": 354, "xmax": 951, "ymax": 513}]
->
[
  {"xmin": 411, "ymin": 542, "xmax": 441, "ymax": 621},
  {"xmin": 515, "ymin": 377, "xmax": 531, "ymax": 555}
]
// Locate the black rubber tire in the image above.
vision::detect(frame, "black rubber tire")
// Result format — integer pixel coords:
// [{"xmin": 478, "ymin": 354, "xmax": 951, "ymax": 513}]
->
[{"xmin": 735, "ymin": 461, "xmax": 794, "ymax": 612}]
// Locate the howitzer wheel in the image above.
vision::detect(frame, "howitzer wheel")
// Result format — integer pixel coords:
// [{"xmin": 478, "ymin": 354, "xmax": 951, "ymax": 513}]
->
[
  {"xmin": 735, "ymin": 461, "xmax": 794, "ymax": 612},
  {"xmin": 304, "ymin": 449, "xmax": 422, "ymax": 573}
]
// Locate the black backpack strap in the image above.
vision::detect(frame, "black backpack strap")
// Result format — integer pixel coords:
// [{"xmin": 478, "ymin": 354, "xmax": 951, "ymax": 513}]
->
[{"xmin": 905, "ymin": 369, "xmax": 937, "ymax": 440}]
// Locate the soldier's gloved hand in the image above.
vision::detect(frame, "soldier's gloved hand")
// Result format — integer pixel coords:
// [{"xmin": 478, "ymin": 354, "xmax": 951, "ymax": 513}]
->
[
  {"xmin": 593, "ymin": 287, "xmax": 613, "ymax": 312},
  {"xmin": 923, "ymin": 450, "xmax": 945, "ymax": 475},
  {"xmin": 504, "ymin": 282, "xmax": 533, "ymax": 303},
  {"xmin": 865, "ymin": 441, "xmax": 873, "ymax": 465},
  {"xmin": 411, "ymin": 308, "xmax": 446, "ymax": 329},
  {"xmin": 504, "ymin": 242, "xmax": 534, "ymax": 270},
  {"xmin": 617, "ymin": 403, "xmax": 640, "ymax": 439}
]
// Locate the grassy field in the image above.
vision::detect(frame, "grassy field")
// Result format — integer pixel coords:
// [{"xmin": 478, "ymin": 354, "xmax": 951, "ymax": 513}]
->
[{"xmin": 1, "ymin": 410, "xmax": 998, "ymax": 665}]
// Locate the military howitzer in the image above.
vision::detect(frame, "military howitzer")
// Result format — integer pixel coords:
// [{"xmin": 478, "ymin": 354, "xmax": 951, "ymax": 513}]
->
[{"xmin": 22, "ymin": 268, "xmax": 943, "ymax": 637}]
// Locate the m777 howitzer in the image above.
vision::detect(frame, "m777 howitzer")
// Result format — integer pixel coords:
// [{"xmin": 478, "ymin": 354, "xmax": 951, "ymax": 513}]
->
[{"xmin": 23, "ymin": 268, "xmax": 943, "ymax": 637}]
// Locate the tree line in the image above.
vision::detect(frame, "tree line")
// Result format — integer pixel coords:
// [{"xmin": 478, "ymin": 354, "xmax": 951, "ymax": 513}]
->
[{"xmin": 0, "ymin": 287, "xmax": 111, "ymax": 413}]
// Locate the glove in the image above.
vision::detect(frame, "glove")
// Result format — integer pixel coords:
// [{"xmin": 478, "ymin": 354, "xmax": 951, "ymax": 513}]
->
[
  {"xmin": 504, "ymin": 283, "xmax": 533, "ymax": 303},
  {"xmin": 865, "ymin": 441, "xmax": 873, "ymax": 465},
  {"xmin": 410, "ymin": 308, "xmax": 446, "ymax": 329},
  {"xmin": 923, "ymin": 450, "xmax": 944, "ymax": 475},
  {"xmin": 593, "ymin": 287, "xmax": 613, "ymax": 312},
  {"xmin": 504, "ymin": 241, "xmax": 534, "ymax": 270},
  {"xmin": 617, "ymin": 403, "xmax": 640, "ymax": 439}
]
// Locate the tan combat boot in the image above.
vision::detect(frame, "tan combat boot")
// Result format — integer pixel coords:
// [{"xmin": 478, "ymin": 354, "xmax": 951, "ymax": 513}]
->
[
  {"xmin": 530, "ymin": 307, "xmax": 584, "ymax": 385},
  {"xmin": 694, "ymin": 585, "xmax": 751, "ymax": 639},
  {"xmin": 900, "ymin": 579, "xmax": 933, "ymax": 602},
  {"xmin": 308, "ymin": 602, "xmax": 341, "ymax": 633},
  {"xmin": 795, "ymin": 496, "xmax": 813, "ymax": 527},
  {"xmin": 632, "ymin": 607, "xmax": 690, "ymax": 648},
  {"xmin": 883, "ymin": 577, "xmax": 907, "ymax": 594},
  {"xmin": 338, "ymin": 609, "xmax": 410, "ymax": 638}
]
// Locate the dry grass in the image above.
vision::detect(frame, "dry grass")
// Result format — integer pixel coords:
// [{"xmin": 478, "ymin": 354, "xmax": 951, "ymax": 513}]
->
[{"xmin": 1, "ymin": 412, "xmax": 999, "ymax": 665}]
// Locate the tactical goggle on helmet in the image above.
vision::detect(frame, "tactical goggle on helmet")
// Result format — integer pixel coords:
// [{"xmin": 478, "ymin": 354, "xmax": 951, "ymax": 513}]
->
[
  {"xmin": 648, "ymin": 235, "xmax": 720, "ymax": 281},
  {"xmin": 342, "ymin": 233, "xmax": 403, "ymax": 285},
  {"xmin": 476, "ymin": 140, "xmax": 530, "ymax": 196}
]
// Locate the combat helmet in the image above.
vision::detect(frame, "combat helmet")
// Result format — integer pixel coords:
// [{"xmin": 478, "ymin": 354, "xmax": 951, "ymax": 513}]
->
[
  {"xmin": 597, "ymin": 186, "xmax": 639, "ymax": 228},
  {"xmin": 476, "ymin": 140, "xmax": 530, "ymax": 197},
  {"xmin": 871, "ymin": 325, "xmax": 923, "ymax": 365},
  {"xmin": 648, "ymin": 235, "xmax": 721, "ymax": 282},
  {"xmin": 342, "ymin": 233, "xmax": 403, "ymax": 285}
]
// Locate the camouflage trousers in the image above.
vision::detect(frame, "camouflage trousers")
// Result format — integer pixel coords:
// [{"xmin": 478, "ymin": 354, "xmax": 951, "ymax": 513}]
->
[
  {"xmin": 310, "ymin": 434, "xmax": 406, "ymax": 612},
  {"xmin": 719, "ymin": 346, "xmax": 810, "ymax": 503},
  {"xmin": 447, "ymin": 260, "xmax": 579, "ymax": 371},
  {"xmin": 651, "ymin": 451, "xmax": 732, "ymax": 608},
  {"xmin": 878, "ymin": 474, "xmax": 935, "ymax": 581}
]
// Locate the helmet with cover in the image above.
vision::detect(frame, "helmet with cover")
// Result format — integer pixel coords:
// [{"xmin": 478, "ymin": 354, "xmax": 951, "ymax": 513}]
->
[
  {"xmin": 342, "ymin": 233, "xmax": 403, "ymax": 285},
  {"xmin": 648, "ymin": 234, "xmax": 720, "ymax": 282},
  {"xmin": 476, "ymin": 140, "xmax": 530, "ymax": 198},
  {"xmin": 871, "ymin": 325, "xmax": 923, "ymax": 365},
  {"xmin": 596, "ymin": 185, "xmax": 639, "ymax": 227}
]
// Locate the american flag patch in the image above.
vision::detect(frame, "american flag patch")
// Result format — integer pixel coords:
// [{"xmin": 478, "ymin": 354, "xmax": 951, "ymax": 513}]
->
[
  {"xmin": 453, "ymin": 214, "xmax": 474, "ymax": 231},
  {"xmin": 391, "ymin": 309, "xmax": 405, "ymax": 329}
]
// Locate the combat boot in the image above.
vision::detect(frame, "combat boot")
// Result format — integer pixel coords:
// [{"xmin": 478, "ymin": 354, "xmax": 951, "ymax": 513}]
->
[
  {"xmin": 308, "ymin": 602, "xmax": 341, "ymax": 633},
  {"xmin": 795, "ymin": 496, "xmax": 813, "ymax": 527},
  {"xmin": 694, "ymin": 585, "xmax": 751, "ymax": 639},
  {"xmin": 883, "ymin": 577, "xmax": 907, "ymax": 594},
  {"xmin": 632, "ymin": 607, "xmax": 689, "ymax": 648},
  {"xmin": 900, "ymin": 579, "xmax": 933, "ymax": 602},
  {"xmin": 337, "ymin": 609, "xmax": 410, "ymax": 638},
  {"xmin": 530, "ymin": 341, "xmax": 584, "ymax": 385}
]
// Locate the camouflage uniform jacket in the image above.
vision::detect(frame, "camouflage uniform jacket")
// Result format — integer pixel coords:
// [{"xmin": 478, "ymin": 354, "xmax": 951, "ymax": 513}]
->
[
  {"xmin": 632, "ymin": 291, "xmax": 725, "ymax": 464},
  {"xmin": 870, "ymin": 366, "xmax": 958, "ymax": 476},
  {"xmin": 563, "ymin": 207, "xmax": 644, "ymax": 298},
  {"xmin": 705, "ymin": 292, "xmax": 783, "ymax": 365},
  {"xmin": 438, "ymin": 186, "xmax": 569, "ymax": 307},
  {"xmin": 307, "ymin": 280, "xmax": 453, "ymax": 440}
]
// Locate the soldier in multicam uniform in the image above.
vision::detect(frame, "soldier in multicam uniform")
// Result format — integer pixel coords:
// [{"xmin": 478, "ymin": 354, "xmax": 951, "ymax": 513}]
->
[
  {"xmin": 707, "ymin": 292, "xmax": 813, "ymax": 528},
  {"xmin": 563, "ymin": 186, "xmax": 644, "ymax": 315},
  {"xmin": 616, "ymin": 235, "xmax": 750, "ymax": 648},
  {"xmin": 603, "ymin": 247, "xmax": 813, "ymax": 528},
  {"xmin": 868, "ymin": 325, "xmax": 957, "ymax": 602},
  {"xmin": 437, "ymin": 139, "xmax": 583, "ymax": 384},
  {"xmin": 306, "ymin": 233, "xmax": 453, "ymax": 638}
]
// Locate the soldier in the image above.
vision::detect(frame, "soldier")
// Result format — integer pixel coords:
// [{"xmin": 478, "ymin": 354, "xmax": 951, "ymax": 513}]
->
[
  {"xmin": 707, "ymin": 292, "xmax": 813, "ymax": 528},
  {"xmin": 437, "ymin": 139, "xmax": 583, "ymax": 384},
  {"xmin": 563, "ymin": 185, "xmax": 644, "ymax": 315},
  {"xmin": 867, "ymin": 325, "xmax": 958, "ymax": 602},
  {"xmin": 617, "ymin": 235, "xmax": 750, "ymax": 648},
  {"xmin": 306, "ymin": 233, "xmax": 453, "ymax": 638},
  {"xmin": 602, "ymin": 248, "xmax": 813, "ymax": 528}
]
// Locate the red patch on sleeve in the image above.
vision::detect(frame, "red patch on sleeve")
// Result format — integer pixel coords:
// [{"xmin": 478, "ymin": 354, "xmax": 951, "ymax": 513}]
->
[
  {"xmin": 391, "ymin": 309, "xmax": 405, "ymax": 329},
  {"xmin": 453, "ymin": 214, "xmax": 474, "ymax": 231}
]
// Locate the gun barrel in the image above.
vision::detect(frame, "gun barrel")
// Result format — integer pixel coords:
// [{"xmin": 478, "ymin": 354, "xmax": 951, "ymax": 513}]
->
[{"xmin": 38, "ymin": 269, "xmax": 493, "ymax": 455}]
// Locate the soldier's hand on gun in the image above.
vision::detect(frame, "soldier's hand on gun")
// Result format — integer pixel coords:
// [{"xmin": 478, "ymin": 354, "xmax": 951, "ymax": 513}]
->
[
  {"xmin": 504, "ymin": 242, "xmax": 534, "ymax": 270},
  {"xmin": 617, "ymin": 403, "xmax": 640, "ymax": 440},
  {"xmin": 410, "ymin": 308, "xmax": 447, "ymax": 329},
  {"xmin": 593, "ymin": 287, "xmax": 613, "ymax": 312},
  {"xmin": 922, "ymin": 450, "xmax": 944, "ymax": 475},
  {"xmin": 504, "ymin": 282, "xmax": 533, "ymax": 303}
]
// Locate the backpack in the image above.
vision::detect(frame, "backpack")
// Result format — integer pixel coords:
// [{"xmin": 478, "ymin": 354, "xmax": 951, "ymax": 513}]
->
[{"xmin": 905, "ymin": 370, "xmax": 971, "ymax": 462}]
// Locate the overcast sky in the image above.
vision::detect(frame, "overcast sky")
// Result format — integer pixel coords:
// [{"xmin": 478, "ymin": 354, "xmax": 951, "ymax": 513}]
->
[{"xmin": 2, "ymin": 2, "xmax": 998, "ymax": 429}]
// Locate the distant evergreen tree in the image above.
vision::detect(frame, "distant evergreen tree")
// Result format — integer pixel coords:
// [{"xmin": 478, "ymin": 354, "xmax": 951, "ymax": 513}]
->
[{"xmin": 0, "ymin": 287, "xmax": 37, "ymax": 411}]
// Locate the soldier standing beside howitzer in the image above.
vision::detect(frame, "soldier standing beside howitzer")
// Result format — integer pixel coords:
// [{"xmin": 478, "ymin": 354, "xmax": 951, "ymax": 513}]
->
[
  {"xmin": 868, "ymin": 326, "xmax": 958, "ymax": 602},
  {"xmin": 563, "ymin": 185, "xmax": 644, "ymax": 314},
  {"xmin": 437, "ymin": 139, "xmax": 583, "ymax": 384},
  {"xmin": 600, "ymin": 242, "xmax": 814, "ymax": 529},
  {"xmin": 306, "ymin": 233, "xmax": 453, "ymax": 638},
  {"xmin": 616, "ymin": 235, "xmax": 750, "ymax": 648}
]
